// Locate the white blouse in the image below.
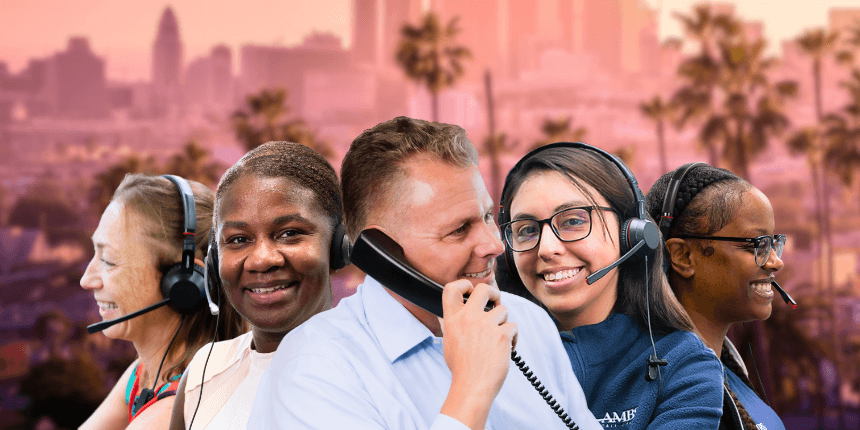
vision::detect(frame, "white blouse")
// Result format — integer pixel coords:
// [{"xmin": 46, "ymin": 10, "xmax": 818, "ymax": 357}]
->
[{"xmin": 183, "ymin": 331, "xmax": 274, "ymax": 429}]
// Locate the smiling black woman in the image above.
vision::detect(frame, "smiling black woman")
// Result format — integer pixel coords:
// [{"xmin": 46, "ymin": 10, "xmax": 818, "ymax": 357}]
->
[{"xmin": 646, "ymin": 163, "xmax": 787, "ymax": 430}]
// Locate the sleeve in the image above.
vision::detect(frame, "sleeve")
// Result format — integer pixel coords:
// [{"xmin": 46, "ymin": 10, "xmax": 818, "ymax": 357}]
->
[
  {"xmin": 645, "ymin": 337, "xmax": 724, "ymax": 429},
  {"xmin": 248, "ymin": 350, "xmax": 470, "ymax": 430}
]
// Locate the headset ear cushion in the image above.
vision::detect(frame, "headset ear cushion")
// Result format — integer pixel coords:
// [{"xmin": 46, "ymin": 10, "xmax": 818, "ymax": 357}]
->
[
  {"xmin": 620, "ymin": 218, "xmax": 660, "ymax": 258},
  {"xmin": 160, "ymin": 263, "xmax": 205, "ymax": 312},
  {"xmin": 503, "ymin": 247, "xmax": 522, "ymax": 286},
  {"xmin": 620, "ymin": 218, "xmax": 633, "ymax": 255},
  {"xmin": 330, "ymin": 223, "xmax": 350, "ymax": 270}
]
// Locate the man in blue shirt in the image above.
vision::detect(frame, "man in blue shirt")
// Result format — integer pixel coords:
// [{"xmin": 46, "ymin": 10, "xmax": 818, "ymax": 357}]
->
[{"xmin": 248, "ymin": 117, "xmax": 600, "ymax": 430}]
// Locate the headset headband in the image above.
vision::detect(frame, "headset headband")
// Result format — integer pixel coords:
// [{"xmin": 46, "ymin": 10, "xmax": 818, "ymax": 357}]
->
[
  {"xmin": 500, "ymin": 142, "xmax": 647, "ymax": 221},
  {"xmin": 162, "ymin": 175, "xmax": 196, "ymax": 274},
  {"xmin": 658, "ymin": 162, "xmax": 705, "ymax": 238}
]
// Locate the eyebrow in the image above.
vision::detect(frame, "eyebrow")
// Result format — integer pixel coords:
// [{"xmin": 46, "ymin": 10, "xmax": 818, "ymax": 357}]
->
[
  {"xmin": 512, "ymin": 200, "xmax": 591, "ymax": 221},
  {"xmin": 440, "ymin": 206, "xmax": 492, "ymax": 233},
  {"xmin": 221, "ymin": 214, "xmax": 312, "ymax": 231}
]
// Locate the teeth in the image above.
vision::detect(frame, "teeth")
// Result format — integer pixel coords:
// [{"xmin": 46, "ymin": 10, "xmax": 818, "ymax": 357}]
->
[
  {"xmin": 463, "ymin": 268, "xmax": 492, "ymax": 279},
  {"xmin": 751, "ymin": 282, "xmax": 773, "ymax": 296},
  {"xmin": 97, "ymin": 301, "xmax": 118, "ymax": 311},
  {"xmin": 250, "ymin": 284, "xmax": 290, "ymax": 294},
  {"xmin": 542, "ymin": 269, "xmax": 580, "ymax": 282}
]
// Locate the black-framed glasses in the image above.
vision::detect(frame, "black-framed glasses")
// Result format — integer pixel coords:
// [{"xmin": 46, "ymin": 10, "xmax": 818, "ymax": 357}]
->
[
  {"xmin": 677, "ymin": 234, "xmax": 787, "ymax": 267},
  {"xmin": 501, "ymin": 206, "xmax": 614, "ymax": 252}
]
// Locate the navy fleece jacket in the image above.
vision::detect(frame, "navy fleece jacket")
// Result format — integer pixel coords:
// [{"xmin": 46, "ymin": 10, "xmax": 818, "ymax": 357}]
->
[{"xmin": 561, "ymin": 313, "xmax": 723, "ymax": 429}]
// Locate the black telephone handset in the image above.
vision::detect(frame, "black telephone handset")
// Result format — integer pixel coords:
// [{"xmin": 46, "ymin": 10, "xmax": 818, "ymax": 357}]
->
[
  {"xmin": 351, "ymin": 228, "xmax": 580, "ymax": 430},
  {"xmin": 350, "ymin": 228, "xmax": 448, "ymax": 317}
]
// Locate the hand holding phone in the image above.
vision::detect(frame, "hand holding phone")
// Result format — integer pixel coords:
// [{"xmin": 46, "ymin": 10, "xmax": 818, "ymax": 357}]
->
[
  {"xmin": 439, "ymin": 279, "xmax": 518, "ymax": 429},
  {"xmin": 351, "ymin": 228, "xmax": 580, "ymax": 430}
]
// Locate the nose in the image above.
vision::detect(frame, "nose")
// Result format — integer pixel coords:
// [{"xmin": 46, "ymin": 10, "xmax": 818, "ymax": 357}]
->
[
  {"xmin": 245, "ymin": 239, "xmax": 285, "ymax": 273},
  {"xmin": 537, "ymin": 223, "xmax": 565, "ymax": 260},
  {"xmin": 475, "ymin": 218, "xmax": 505, "ymax": 259},
  {"xmin": 764, "ymin": 248, "xmax": 784, "ymax": 272},
  {"xmin": 80, "ymin": 257, "xmax": 101, "ymax": 290}
]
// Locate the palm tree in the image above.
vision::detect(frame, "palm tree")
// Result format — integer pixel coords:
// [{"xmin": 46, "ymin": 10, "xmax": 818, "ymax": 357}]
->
[
  {"xmin": 672, "ymin": 5, "xmax": 740, "ymax": 166},
  {"xmin": 162, "ymin": 141, "xmax": 225, "ymax": 188},
  {"xmin": 673, "ymin": 5, "xmax": 739, "ymax": 62},
  {"xmin": 713, "ymin": 38, "xmax": 797, "ymax": 179},
  {"xmin": 673, "ymin": 7, "xmax": 797, "ymax": 180},
  {"xmin": 483, "ymin": 70, "xmax": 508, "ymax": 204},
  {"xmin": 231, "ymin": 89, "xmax": 333, "ymax": 158},
  {"xmin": 639, "ymin": 96, "xmax": 675, "ymax": 173},
  {"xmin": 791, "ymin": 28, "xmax": 841, "ymax": 318},
  {"xmin": 396, "ymin": 12, "xmax": 472, "ymax": 122},
  {"xmin": 89, "ymin": 154, "xmax": 158, "ymax": 215},
  {"xmin": 797, "ymin": 29, "xmax": 840, "ymax": 121},
  {"xmin": 530, "ymin": 116, "xmax": 587, "ymax": 151}
]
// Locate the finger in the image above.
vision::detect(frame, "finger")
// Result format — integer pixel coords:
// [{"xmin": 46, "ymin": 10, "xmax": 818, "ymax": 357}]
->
[
  {"xmin": 484, "ymin": 282, "xmax": 501, "ymax": 307},
  {"xmin": 484, "ymin": 304, "xmax": 508, "ymax": 326},
  {"xmin": 503, "ymin": 321, "xmax": 518, "ymax": 351},
  {"xmin": 442, "ymin": 279, "xmax": 475, "ymax": 317},
  {"xmin": 464, "ymin": 283, "xmax": 492, "ymax": 311}
]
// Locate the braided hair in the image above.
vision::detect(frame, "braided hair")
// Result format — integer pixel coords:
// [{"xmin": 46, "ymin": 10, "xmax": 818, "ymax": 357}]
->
[
  {"xmin": 646, "ymin": 164, "xmax": 752, "ymax": 263},
  {"xmin": 721, "ymin": 343, "xmax": 760, "ymax": 430}
]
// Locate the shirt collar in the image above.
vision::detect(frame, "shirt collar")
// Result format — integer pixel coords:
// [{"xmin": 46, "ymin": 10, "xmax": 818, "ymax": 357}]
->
[{"xmin": 361, "ymin": 275, "xmax": 436, "ymax": 363}]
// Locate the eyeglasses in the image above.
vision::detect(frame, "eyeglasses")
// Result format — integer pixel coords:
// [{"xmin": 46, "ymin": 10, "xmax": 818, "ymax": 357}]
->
[
  {"xmin": 501, "ymin": 206, "xmax": 614, "ymax": 252},
  {"xmin": 677, "ymin": 234, "xmax": 787, "ymax": 267}
]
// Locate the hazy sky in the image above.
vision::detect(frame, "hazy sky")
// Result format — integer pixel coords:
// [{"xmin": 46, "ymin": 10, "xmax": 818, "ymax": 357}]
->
[{"xmin": 1, "ymin": 0, "xmax": 857, "ymax": 81}]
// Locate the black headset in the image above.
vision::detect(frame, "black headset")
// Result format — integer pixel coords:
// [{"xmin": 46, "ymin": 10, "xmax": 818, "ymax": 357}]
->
[
  {"xmin": 203, "ymin": 217, "xmax": 351, "ymax": 316},
  {"xmin": 330, "ymin": 223, "xmax": 351, "ymax": 271},
  {"xmin": 497, "ymin": 142, "xmax": 667, "ymax": 382},
  {"xmin": 160, "ymin": 175, "xmax": 207, "ymax": 313},
  {"xmin": 190, "ymin": 194, "xmax": 351, "ymax": 430},
  {"xmin": 657, "ymin": 162, "xmax": 706, "ymax": 239},
  {"xmin": 498, "ymin": 142, "xmax": 660, "ymax": 287}
]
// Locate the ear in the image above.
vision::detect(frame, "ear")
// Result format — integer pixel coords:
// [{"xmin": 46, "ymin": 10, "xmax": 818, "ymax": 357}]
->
[
  {"xmin": 364, "ymin": 224, "xmax": 390, "ymax": 238},
  {"xmin": 664, "ymin": 238, "xmax": 694, "ymax": 279},
  {"xmin": 194, "ymin": 257, "xmax": 205, "ymax": 269}
]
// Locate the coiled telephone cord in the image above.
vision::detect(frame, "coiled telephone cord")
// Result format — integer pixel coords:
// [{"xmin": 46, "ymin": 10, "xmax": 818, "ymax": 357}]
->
[{"xmin": 511, "ymin": 350, "xmax": 580, "ymax": 430}]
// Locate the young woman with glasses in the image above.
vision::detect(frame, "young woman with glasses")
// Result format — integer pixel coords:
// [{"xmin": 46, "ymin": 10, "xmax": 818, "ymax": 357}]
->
[
  {"xmin": 496, "ymin": 144, "xmax": 724, "ymax": 429},
  {"xmin": 645, "ymin": 163, "xmax": 786, "ymax": 430}
]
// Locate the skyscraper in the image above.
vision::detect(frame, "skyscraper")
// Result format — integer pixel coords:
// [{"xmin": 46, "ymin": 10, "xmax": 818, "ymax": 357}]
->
[
  {"xmin": 582, "ymin": 0, "xmax": 623, "ymax": 73},
  {"xmin": 210, "ymin": 45, "xmax": 233, "ymax": 108},
  {"xmin": 46, "ymin": 37, "xmax": 108, "ymax": 118},
  {"xmin": 383, "ymin": 0, "xmax": 422, "ymax": 68},
  {"xmin": 151, "ymin": 7, "xmax": 183, "ymax": 116},
  {"xmin": 352, "ymin": 0, "xmax": 379, "ymax": 66}
]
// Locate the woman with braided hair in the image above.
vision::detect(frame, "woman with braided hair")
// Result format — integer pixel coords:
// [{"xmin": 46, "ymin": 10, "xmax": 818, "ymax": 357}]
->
[{"xmin": 645, "ymin": 163, "xmax": 786, "ymax": 430}]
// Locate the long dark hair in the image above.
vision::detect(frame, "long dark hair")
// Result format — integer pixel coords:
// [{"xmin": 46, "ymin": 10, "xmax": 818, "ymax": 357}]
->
[{"xmin": 497, "ymin": 146, "xmax": 695, "ymax": 334}]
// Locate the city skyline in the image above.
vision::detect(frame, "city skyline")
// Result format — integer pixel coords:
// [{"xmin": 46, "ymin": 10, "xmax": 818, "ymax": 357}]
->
[{"xmin": 2, "ymin": 0, "xmax": 859, "ymax": 81}]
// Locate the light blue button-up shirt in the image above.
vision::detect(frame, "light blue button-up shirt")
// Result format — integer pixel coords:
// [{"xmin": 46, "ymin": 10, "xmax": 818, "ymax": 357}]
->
[{"xmin": 248, "ymin": 276, "xmax": 601, "ymax": 430}]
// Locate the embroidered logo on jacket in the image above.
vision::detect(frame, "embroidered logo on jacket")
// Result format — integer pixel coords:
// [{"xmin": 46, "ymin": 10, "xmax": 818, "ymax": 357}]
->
[
  {"xmin": 597, "ymin": 407, "xmax": 637, "ymax": 426},
  {"xmin": 756, "ymin": 424, "xmax": 767, "ymax": 430}
]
